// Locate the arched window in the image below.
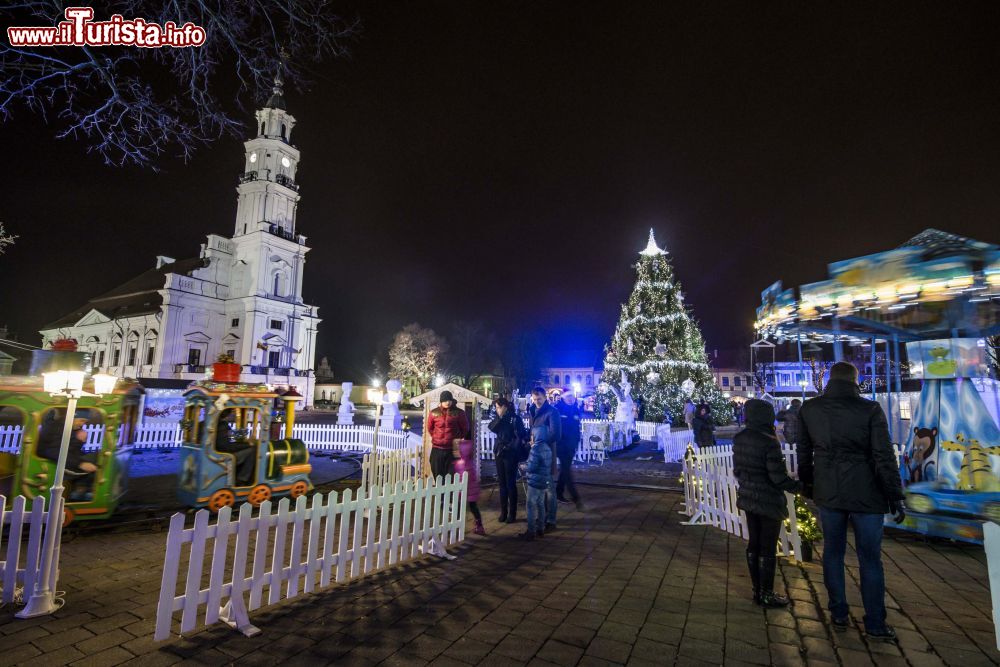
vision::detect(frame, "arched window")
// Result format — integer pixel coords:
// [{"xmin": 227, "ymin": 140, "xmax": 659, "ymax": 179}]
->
[
  {"xmin": 260, "ymin": 122, "xmax": 265, "ymax": 135},
  {"xmin": 280, "ymin": 123, "xmax": 287, "ymax": 140},
  {"xmin": 564, "ymin": 375, "xmax": 570, "ymax": 385},
  {"xmin": 576, "ymin": 374, "xmax": 582, "ymax": 383},
  {"xmin": 272, "ymin": 272, "xmax": 283, "ymax": 297},
  {"xmin": 586, "ymin": 375, "xmax": 592, "ymax": 385}
]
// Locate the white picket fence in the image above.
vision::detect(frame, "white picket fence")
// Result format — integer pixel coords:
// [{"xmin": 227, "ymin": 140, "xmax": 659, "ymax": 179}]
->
[
  {"xmin": 359, "ymin": 443, "xmax": 423, "ymax": 497},
  {"xmin": 0, "ymin": 495, "xmax": 49, "ymax": 606},
  {"xmin": 477, "ymin": 423, "xmax": 607, "ymax": 465},
  {"xmin": 155, "ymin": 473, "xmax": 469, "ymax": 641},
  {"xmin": 681, "ymin": 442, "xmax": 905, "ymax": 561},
  {"xmin": 0, "ymin": 422, "xmax": 411, "ymax": 454},
  {"xmin": 681, "ymin": 444, "xmax": 803, "ymax": 560}
]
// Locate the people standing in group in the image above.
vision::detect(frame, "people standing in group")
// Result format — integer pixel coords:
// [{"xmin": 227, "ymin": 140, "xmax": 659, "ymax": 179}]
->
[
  {"xmin": 453, "ymin": 438, "xmax": 486, "ymax": 535},
  {"xmin": 683, "ymin": 398, "xmax": 696, "ymax": 431},
  {"xmin": 797, "ymin": 362, "xmax": 905, "ymax": 641},
  {"xmin": 528, "ymin": 386, "xmax": 561, "ymax": 532},
  {"xmin": 555, "ymin": 388, "xmax": 584, "ymax": 510},
  {"xmin": 733, "ymin": 399, "xmax": 802, "ymax": 607},
  {"xmin": 521, "ymin": 418, "xmax": 553, "ymax": 541},
  {"xmin": 488, "ymin": 397, "xmax": 527, "ymax": 524},
  {"xmin": 426, "ymin": 390, "xmax": 470, "ymax": 482},
  {"xmin": 692, "ymin": 403, "xmax": 716, "ymax": 447}
]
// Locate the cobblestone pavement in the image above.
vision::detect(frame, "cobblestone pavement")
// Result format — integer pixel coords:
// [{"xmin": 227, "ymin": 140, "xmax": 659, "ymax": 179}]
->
[{"xmin": 1, "ymin": 452, "xmax": 998, "ymax": 666}]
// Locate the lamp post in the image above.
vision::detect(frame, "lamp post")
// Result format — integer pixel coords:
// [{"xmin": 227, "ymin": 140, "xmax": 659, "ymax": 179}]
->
[
  {"xmin": 18, "ymin": 370, "xmax": 117, "ymax": 618},
  {"xmin": 367, "ymin": 387, "xmax": 384, "ymax": 449}
]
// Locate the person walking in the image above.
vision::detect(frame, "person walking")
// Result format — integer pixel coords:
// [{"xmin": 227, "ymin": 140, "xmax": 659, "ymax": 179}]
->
[
  {"xmin": 733, "ymin": 399, "xmax": 802, "ymax": 607},
  {"xmin": 797, "ymin": 362, "xmax": 905, "ymax": 641},
  {"xmin": 556, "ymin": 389, "xmax": 584, "ymax": 510},
  {"xmin": 782, "ymin": 398, "xmax": 802, "ymax": 445},
  {"xmin": 692, "ymin": 403, "xmax": 716, "ymax": 448},
  {"xmin": 488, "ymin": 397, "xmax": 527, "ymax": 523},
  {"xmin": 426, "ymin": 390, "xmax": 470, "ymax": 482},
  {"xmin": 528, "ymin": 386, "xmax": 561, "ymax": 532}
]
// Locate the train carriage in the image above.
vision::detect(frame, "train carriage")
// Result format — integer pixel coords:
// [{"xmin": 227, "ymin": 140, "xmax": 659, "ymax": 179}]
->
[
  {"xmin": 0, "ymin": 375, "xmax": 144, "ymax": 524},
  {"xmin": 177, "ymin": 380, "xmax": 311, "ymax": 512}
]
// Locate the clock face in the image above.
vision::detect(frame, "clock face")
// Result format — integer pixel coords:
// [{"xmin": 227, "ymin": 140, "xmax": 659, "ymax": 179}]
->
[
  {"xmin": 281, "ymin": 157, "xmax": 291, "ymax": 168},
  {"xmin": 249, "ymin": 152, "xmax": 257, "ymax": 163}
]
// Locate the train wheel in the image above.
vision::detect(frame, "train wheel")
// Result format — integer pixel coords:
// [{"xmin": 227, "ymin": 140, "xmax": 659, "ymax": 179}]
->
[
  {"xmin": 208, "ymin": 489, "xmax": 236, "ymax": 513},
  {"xmin": 248, "ymin": 484, "xmax": 272, "ymax": 507},
  {"xmin": 289, "ymin": 480, "xmax": 308, "ymax": 499},
  {"xmin": 64, "ymin": 508, "xmax": 75, "ymax": 526}
]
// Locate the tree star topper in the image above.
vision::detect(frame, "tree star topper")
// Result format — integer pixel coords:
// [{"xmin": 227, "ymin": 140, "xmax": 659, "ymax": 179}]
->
[{"xmin": 639, "ymin": 228, "xmax": 667, "ymax": 256}]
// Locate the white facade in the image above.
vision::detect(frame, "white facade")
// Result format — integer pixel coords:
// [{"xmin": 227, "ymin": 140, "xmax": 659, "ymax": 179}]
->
[
  {"xmin": 40, "ymin": 79, "xmax": 320, "ymax": 402},
  {"xmin": 541, "ymin": 367, "xmax": 602, "ymax": 392}
]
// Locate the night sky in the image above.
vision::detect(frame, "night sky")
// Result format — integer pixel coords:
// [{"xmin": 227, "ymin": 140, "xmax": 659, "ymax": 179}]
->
[{"xmin": 2, "ymin": 2, "xmax": 999, "ymax": 379}]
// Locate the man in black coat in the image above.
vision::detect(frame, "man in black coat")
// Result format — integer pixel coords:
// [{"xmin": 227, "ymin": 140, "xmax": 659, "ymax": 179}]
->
[
  {"xmin": 555, "ymin": 389, "xmax": 584, "ymax": 510},
  {"xmin": 797, "ymin": 362, "xmax": 905, "ymax": 641}
]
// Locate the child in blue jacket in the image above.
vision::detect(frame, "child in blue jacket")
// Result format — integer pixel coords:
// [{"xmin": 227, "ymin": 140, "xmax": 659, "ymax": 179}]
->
[{"xmin": 521, "ymin": 425, "xmax": 553, "ymax": 540}]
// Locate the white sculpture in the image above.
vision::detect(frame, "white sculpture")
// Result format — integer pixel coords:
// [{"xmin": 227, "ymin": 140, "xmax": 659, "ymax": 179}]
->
[
  {"xmin": 338, "ymin": 382, "xmax": 355, "ymax": 425},
  {"xmin": 612, "ymin": 373, "xmax": 636, "ymax": 429},
  {"xmin": 381, "ymin": 379, "xmax": 403, "ymax": 430}
]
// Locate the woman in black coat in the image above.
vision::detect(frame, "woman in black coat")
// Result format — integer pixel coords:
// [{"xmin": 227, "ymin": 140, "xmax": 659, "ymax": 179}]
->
[
  {"xmin": 488, "ymin": 398, "xmax": 527, "ymax": 523},
  {"xmin": 692, "ymin": 404, "xmax": 716, "ymax": 448},
  {"xmin": 733, "ymin": 399, "xmax": 802, "ymax": 607}
]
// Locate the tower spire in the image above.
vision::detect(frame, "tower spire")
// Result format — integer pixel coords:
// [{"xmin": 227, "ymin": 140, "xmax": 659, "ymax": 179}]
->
[
  {"xmin": 265, "ymin": 48, "xmax": 288, "ymax": 110},
  {"xmin": 639, "ymin": 228, "xmax": 667, "ymax": 256}
]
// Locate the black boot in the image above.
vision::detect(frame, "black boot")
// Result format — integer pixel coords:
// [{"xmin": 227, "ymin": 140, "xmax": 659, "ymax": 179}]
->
[
  {"xmin": 745, "ymin": 551, "xmax": 761, "ymax": 605},
  {"xmin": 758, "ymin": 556, "xmax": 790, "ymax": 608}
]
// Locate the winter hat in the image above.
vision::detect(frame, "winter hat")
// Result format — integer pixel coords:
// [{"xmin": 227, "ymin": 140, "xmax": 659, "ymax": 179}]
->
[
  {"xmin": 744, "ymin": 399, "xmax": 776, "ymax": 432},
  {"xmin": 439, "ymin": 390, "xmax": 455, "ymax": 404}
]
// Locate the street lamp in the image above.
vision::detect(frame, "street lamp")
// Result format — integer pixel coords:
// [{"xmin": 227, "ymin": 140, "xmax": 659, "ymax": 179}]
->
[
  {"xmin": 434, "ymin": 375, "xmax": 444, "ymax": 388},
  {"xmin": 572, "ymin": 381, "xmax": 582, "ymax": 396},
  {"xmin": 19, "ymin": 370, "xmax": 117, "ymax": 618}
]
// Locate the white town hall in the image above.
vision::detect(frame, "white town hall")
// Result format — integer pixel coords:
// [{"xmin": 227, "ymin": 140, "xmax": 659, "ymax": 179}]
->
[{"xmin": 40, "ymin": 74, "xmax": 320, "ymax": 403}]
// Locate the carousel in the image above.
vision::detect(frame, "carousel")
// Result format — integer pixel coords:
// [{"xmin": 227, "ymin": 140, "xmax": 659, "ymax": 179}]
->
[{"xmin": 755, "ymin": 228, "xmax": 1000, "ymax": 543}]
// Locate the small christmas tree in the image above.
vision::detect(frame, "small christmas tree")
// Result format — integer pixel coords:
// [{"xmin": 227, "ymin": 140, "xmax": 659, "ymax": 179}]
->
[{"xmin": 600, "ymin": 230, "xmax": 733, "ymax": 425}]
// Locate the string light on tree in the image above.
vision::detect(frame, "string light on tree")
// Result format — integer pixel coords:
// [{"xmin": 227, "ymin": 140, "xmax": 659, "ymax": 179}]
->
[{"xmin": 599, "ymin": 229, "xmax": 733, "ymax": 424}]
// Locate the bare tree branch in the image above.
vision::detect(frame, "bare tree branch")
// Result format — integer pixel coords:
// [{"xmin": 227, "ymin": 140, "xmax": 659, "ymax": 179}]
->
[{"xmin": 1, "ymin": 1, "xmax": 359, "ymax": 168}]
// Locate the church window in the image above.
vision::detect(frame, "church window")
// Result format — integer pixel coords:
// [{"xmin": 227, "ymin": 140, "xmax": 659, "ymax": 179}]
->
[
  {"xmin": 97, "ymin": 350, "xmax": 105, "ymax": 368},
  {"xmin": 268, "ymin": 350, "xmax": 280, "ymax": 368},
  {"xmin": 280, "ymin": 123, "xmax": 287, "ymax": 140},
  {"xmin": 226, "ymin": 349, "xmax": 236, "ymax": 361},
  {"xmin": 269, "ymin": 319, "xmax": 283, "ymax": 330},
  {"xmin": 127, "ymin": 345, "xmax": 137, "ymax": 367},
  {"xmin": 112, "ymin": 347, "xmax": 121, "ymax": 367},
  {"xmin": 145, "ymin": 343, "xmax": 156, "ymax": 365},
  {"xmin": 187, "ymin": 348, "xmax": 201, "ymax": 367},
  {"xmin": 231, "ymin": 317, "xmax": 239, "ymax": 327},
  {"xmin": 272, "ymin": 273, "xmax": 283, "ymax": 297},
  {"xmin": 260, "ymin": 122, "xmax": 265, "ymax": 135}
]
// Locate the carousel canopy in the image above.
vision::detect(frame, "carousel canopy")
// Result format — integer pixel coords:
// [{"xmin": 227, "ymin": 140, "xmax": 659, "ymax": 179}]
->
[{"xmin": 756, "ymin": 229, "xmax": 1000, "ymax": 343}]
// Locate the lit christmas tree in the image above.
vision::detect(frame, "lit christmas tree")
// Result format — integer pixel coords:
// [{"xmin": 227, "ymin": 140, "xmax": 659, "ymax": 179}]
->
[{"xmin": 599, "ymin": 229, "xmax": 733, "ymax": 424}]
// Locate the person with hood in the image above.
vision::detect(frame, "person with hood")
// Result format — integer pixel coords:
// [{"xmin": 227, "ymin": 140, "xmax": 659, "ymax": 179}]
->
[
  {"xmin": 426, "ymin": 390, "xmax": 470, "ymax": 482},
  {"xmin": 798, "ymin": 362, "xmax": 905, "ymax": 641},
  {"xmin": 692, "ymin": 403, "xmax": 716, "ymax": 448},
  {"xmin": 733, "ymin": 399, "xmax": 802, "ymax": 607},
  {"xmin": 488, "ymin": 397, "xmax": 527, "ymax": 523},
  {"xmin": 528, "ymin": 386, "xmax": 561, "ymax": 531}
]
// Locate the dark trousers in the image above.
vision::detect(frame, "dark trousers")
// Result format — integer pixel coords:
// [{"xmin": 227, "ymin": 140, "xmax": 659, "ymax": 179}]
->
[
  {"xmin": 819, "ymin": 507, "xmax": 887, "ymax": 632},
  {"xmin": 556, "ymin": 450, "xmax": 579, "ymax": 502},
  {"xmin": 495, "ymin": 456, "xmax": 519, "ymax": 518},
  {"xmin": 217, "ymin": 443, "xmax": 255, "ymax": 484},
  {"xmin": 745, "ymin": 511, "xmax": 782, "ymax": 555},
  {"xmin": 429, "ymin": 447, "xmax": 453, "ymax": 482}
]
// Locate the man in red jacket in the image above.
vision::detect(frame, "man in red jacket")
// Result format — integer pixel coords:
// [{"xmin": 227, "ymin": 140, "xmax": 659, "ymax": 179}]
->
[{"xmin": 426, "ymin": 390, "xmax": 470, "ymax": 482}]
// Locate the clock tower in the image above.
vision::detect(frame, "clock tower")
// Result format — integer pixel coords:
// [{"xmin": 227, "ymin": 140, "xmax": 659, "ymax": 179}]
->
[{"xmin": 234, "ymin": 70, "xmax": 301, "ymax": 239}]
